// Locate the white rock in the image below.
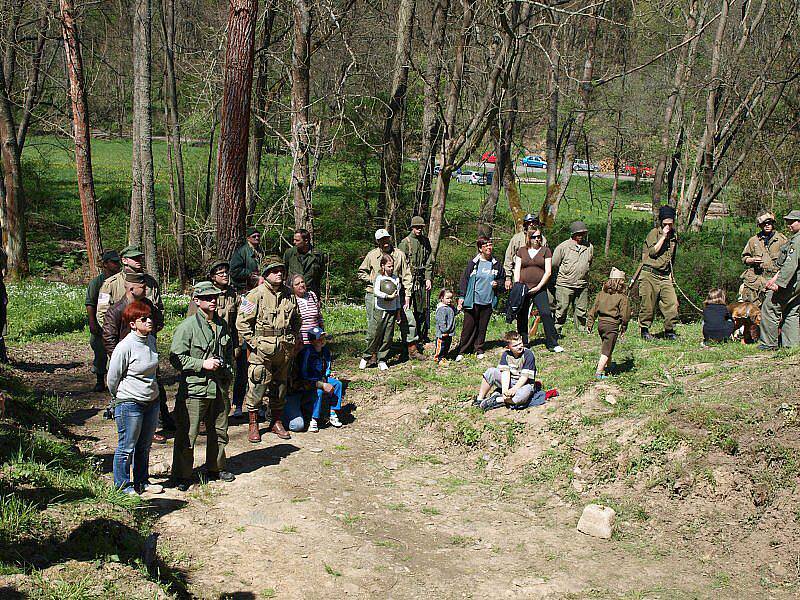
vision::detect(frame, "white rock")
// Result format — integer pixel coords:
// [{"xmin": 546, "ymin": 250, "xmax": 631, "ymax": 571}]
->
[
  {"xmin": 576, "ymin": 504, "xmax": 616, "ymax": 539},
  {"xmin": 571, "ymin": 479, "xmax": 585, "ymax": 493},
  {"xmin": 604, "ymin": 394, "xmax": 617, "ymax": 405}
]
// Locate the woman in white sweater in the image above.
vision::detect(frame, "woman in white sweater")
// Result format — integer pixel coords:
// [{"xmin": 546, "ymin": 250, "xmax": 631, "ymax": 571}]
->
[{"xmin": 106, "ymin": 300, "xmax": 163, "ymax": 495}]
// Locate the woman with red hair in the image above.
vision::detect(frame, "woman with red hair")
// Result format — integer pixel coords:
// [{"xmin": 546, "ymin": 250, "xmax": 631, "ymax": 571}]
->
[{"xmin": 106, "ymin": 300, "xmax": 163, "ymax": 495}]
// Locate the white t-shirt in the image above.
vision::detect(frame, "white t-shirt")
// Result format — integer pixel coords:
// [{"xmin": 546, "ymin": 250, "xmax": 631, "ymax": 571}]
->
[{"xmin": 373, "ymin": 274, "xmax": 401, "ymax": 312}]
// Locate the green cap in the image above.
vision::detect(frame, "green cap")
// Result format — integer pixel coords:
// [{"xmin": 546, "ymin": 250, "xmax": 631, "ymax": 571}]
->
[
  {"xmin": 783, "ymin": 209, "xmax": 800, "ymax": 221},
  {"xmin": 124, "ymin": 271, "xmax": 145, "ymax": 284},
  {"xmin": 410, "ymin": 216, "xmax": 426, "ymax": 228},
  {"xmin": 247, "ymin": 226, "xmax": 261, "ymax": 237},
  {"xmin": 193, "ymin": 280, "xmax": 223, "ymax": 297},
  {"xmin": 261, "ymin": 255, "xmax": 285, "ymax": 275},
  {"xmin": 120, "ymin": 245, "xmax": 145, "ymax": 259},
  {"xmin": 207, "ymin": 259, "xmax": 230, "ymax": 277},
  {"xmin": 101, "ymin": 250, "xmax": 121, "ymax": 263}
]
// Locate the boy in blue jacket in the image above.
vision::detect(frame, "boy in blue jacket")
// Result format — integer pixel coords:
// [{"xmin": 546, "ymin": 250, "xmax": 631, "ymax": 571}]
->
[{"xmin": 298, "ymin": 326, "xmax": 345, "ymax": 432}]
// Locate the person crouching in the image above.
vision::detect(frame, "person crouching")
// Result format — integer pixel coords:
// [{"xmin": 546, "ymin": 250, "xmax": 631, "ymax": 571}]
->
[
  {"xmin": 702, "ymin": 288, "xmax": 734, "ymax": 344},
  {"xmin": 297, "ymin": 326, "xmax": 345, "ymax": 432},
  {"xmin": 586, "ymin": 268, "xmax": 631, "ymax": 379},
  {"xmin": 170, "ymin": 281, "xmax": 235, "ymax": 491}
]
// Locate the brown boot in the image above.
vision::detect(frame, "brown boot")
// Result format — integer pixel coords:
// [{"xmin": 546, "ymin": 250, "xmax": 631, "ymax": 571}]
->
[
  {"xmin": 270, "ymin": 412, "xmax": 291, "ymax": 440},
  {"xmin": 408, "ymin": 343, "xmax": 428, "ymax": 361},
  {"xmin": 247, "ymin": 410, "xmax": 261, "ymax": 443}
]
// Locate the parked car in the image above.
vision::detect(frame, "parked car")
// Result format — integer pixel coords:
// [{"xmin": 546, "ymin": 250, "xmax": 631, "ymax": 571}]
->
[
  {"xmin": 521, "ymin": 155, "xmax": 547, "ymax": 168},
  {"xmin": 485, "ymin": 170, "xmax": 494, "ymax": 186},
  {"xmin": 454, "ymin": 170, "xmax": 473, "ymax": 183},
  {"xmin": 622, "ymin": 163, "xmax": 654, "ymax": 178},
  {"xmin": 573, "ymin": 159, "xmax": 600, "ymax": 172},
  {"xmin": 481, "ymin": 152, "xmax": 497, "ymax": 164},
  {"xmin": 468, "ymin": 172, "xmax": 487, "ymax": 185}
]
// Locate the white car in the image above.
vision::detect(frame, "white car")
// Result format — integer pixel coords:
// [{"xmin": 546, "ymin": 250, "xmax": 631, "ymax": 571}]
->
[
  {"xmin": 455, "ymin": 170, "xmax": 474, "ymax": 183},
  {"xmin": 467, "ymin": 172, "xmax": 486, "ymax": 185},
  {"xmin": 573, "ymin": 159, "xmax": 600, "ymax": 172}
]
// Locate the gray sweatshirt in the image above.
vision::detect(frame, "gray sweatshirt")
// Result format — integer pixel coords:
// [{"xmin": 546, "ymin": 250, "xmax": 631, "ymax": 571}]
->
[
  {"xmin": 435, "ymin": 303, "xmax": 456, "ymax": 338},
  {"xmin": 106, "ymin": 331, "xmax": 160, "ymax": 404}
]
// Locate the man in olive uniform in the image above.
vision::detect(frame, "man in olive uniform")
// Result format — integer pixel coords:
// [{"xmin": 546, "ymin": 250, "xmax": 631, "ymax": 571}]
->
[
  {"xmin": 283, "ymin": 228, "xmax": 325, "ymax": 297},
  {"xmin": 170, "ymin": 281, "xmax": 235, "ymax": 491},
  {"xmin": 503, "ymin": 214, "xmax": 547, "ymax": 291},
  {"xmin": 188, "ymin": 260, "xmax": 244, "ymax": 416},
  {"xmin": 230, "ymin": 227, "xmax": 263, "ymax": 292},
  {"xmin": 739, "ymin": 211, "xmax": 787, "ymax": 306},
  {"xmin": 758, "ymin": 210, "xmax": 800, "ymax": 350},
  {"xmin": 86, "ymin": 250, "xmax": 121, "ymax": 391},
  {"xmin": 237, "ymin": 256, "xmax": 301, "ymax": 443},
  {"xmin": 552, "ymin": 221, "xmax": 594, "ymax": 335},
  {"xmin": 398, "ymin": 216, "xmax": 434, "ymax": 343},
  {"xmin": 357, "ymin": 229, "xmax": 422, "ymax": 360},
  {"xmin": 96, "ymin": 245, "xmax": 163, "ymax": 328},
  {"xmin": 0, "ymin": 246, "xmax": 9, "ymax": 364},
  {"xmin": 639, "ymin": 205, "xmax": 679, "ymax": 341}
]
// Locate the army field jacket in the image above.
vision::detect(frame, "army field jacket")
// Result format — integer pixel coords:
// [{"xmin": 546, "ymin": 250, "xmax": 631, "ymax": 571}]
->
[{"xmin": 170, "ymin": 312, "xmax": 233, "ymax": 400}]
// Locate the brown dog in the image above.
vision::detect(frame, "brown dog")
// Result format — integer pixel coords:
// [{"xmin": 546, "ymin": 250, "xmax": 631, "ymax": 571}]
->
[{"xmin": 728, "ymin": 301, "xmax": 761, "ymax": 344}]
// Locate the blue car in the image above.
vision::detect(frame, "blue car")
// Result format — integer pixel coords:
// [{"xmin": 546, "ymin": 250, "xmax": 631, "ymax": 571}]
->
[{"xmin": 521, "ymin": 155, "xmax": 547, "ymax": 168}]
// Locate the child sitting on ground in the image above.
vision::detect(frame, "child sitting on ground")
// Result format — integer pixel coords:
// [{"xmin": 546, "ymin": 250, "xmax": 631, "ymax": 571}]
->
[
  {"xmin": 586, "ymin": 268, "xmax": 631, "ymax": 380},
  {"xmin": 434, "ymin": 289, "xmax": 456, "ymax": 364},
  {"xmin": 702, "ymin": 288, "xmax": 734, "ymax": 344},
  {"xmin": 297, "ymin": 326, "xmax": 345, "ymax": 433},
  {"xmin": 473, "ymin": 331, "xmax": 546, "ymax": 411},
  {"xmin": 359, "ymin": 254, "xmax": 400, "ymax": 371}
]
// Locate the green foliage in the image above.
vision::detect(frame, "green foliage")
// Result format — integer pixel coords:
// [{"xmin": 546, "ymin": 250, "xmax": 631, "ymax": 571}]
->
[
  {"xmin": 6, "ymin": 281, "xmax": 86, "ymax": 341},
  {"xmin": 425, "ymin": 397, "xmax": 525, "ymax": 453}
]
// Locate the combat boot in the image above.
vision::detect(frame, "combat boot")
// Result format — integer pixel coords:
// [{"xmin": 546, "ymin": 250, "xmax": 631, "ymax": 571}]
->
[
  {"xmin": 92, "ymin": 373, "xmax": 106, "ymax": 393},
  {"xmin": 640, "ymin": 327, "xmax": 654, "ymax": 341},
  {"xmin": 0, "ymin": 337, "xmax": 9, "ymax": 364},
  {"xmin": 248, "ymin": 410, "xmax": 261, "ymax": 443},
  {"xmin": 270, "ymin": 411, "xmax": 291, "ymax": 440},
  {"xmin": 408, "ymin": 343, "xmax": 428, "ymax": 361}
]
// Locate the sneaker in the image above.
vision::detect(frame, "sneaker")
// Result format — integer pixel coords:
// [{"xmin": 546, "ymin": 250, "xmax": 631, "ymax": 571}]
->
[
  {"xmin": 757, "ymin": 344, "xmax": 777, "ymax": 351},
  {"xmin": 551, "ymin": 345, "xmax": 564, "ymax": 353},
  {"xmin": 472, "ymin": 396, "xmax": 483, "ymax": 407},
  {"xmin": 329, "ymin": 412, "xmax": 342, "ymax": 428},
  {"xmin": 359, "ymin": 358, "xmax": 368, "ymax": 370},
  {"xmin": 455, "ymin": 354, "xmax": 464, "ymax": 362},
  {"xmin": 233, "ymin": 406, "xmax": 243, "ymax": 418},
  {"xmin": 479, "ymin": 392, "xmax": 504, "ymax": 411},
  {"xmin": 378, "ymin": 361, "xmax": 389, "ymax": 371},
  {"xmin": 308, "ymin": 418, "xmax": 319, "ymax": 433},
  {"xmin": 137, "ymin": 482, "xmax": 164, "ymax": 494},
  {"xmin": 476, "ymin": 353, "xmax": 485, "ymax": 360},
  {"xmin": 120, "ymin": 485, "xmax": 137, "ymax": 496},
  {"xmin": 595, "ymin": 373, "xmax": 608, "ymax": 380},
  {"xmin": 207, "ymin": 471, "xmax": 236, "ymax": 482}
]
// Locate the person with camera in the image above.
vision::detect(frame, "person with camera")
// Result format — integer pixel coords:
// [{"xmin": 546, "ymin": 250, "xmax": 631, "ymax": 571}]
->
[{"xmin": 170, "ymin": 281, "xmax": 235, "ymax": 491}]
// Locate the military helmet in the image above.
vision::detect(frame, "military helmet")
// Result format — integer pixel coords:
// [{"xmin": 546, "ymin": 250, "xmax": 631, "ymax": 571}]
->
[
  {"xmin": 570, "ymin": 221, "xmax": 589, "ymax": 235},
  {"xmin": 410, "ymin": 216, "xmax": 426, "ymax": 229},
  {"xmin": 101, "ymin": 250, "xmax": 121, "ymax": 263},
  {"xmin": 207, "ymin": 259, "xmax": 230, "ymax": 277},
  {"xmin": 523, "ymin": 213, "xmax": 539, "ymax": 225},
  {"xmin": 756, "ymin": 211, "xmax": 776, "ymax": 225},
  {"xmin": 783, "ymin": 209, "xmax": 800, "ymax": 222},
  {"xmin": 261, "ymin": 255, "xmax": 286, "ymax": 275},
  {"xmin": 378, "ymin": 277, "xmax": 398, "ymax": 297}
]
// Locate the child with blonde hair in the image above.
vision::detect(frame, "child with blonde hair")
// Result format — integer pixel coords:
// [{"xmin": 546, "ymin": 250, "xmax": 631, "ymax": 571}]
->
[
  {"xmin": 586, "ymin": 268, "xmax": 631, "ymax": 379},
  {"xmin": 702, "ymin": 288, "xmax": 734, "ymax": 343}
]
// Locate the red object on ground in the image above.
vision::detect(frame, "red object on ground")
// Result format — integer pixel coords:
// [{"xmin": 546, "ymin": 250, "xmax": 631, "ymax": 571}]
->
[{"xmin": 545, "ymin": 389, "xmax": 559, "ymax": 399}]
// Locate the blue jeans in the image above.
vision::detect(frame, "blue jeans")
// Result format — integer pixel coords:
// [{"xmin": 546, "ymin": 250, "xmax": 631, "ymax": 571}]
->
[
  {"xmin": 313, "ymin": 377, "xmax": 344, "ymax": 419},
  {"xmin": 283, "ymin": 391, "xmax": 315, "ymax": 432},
  {"xmin": 113, "ymin": 400, "xmax": 159, "ymax": 490}
]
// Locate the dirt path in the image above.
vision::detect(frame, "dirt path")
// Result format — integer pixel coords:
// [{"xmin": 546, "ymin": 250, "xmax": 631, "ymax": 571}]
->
[{"xmin": 15, "ymin": 340, "xmax": 783, "ymax": 599}]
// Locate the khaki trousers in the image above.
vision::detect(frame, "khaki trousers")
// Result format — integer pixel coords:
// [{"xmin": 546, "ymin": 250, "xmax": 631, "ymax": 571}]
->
[
  {"xmin": 554, "ymin": 284, "xmax": 589, "ymax": 334},
  {"xmin": 638, "ymin": 270, "xmax": 679, "ymax": 331},
  {"xmin": 172, "ymin": 390, "xmax": 228, "ymax": 480}
]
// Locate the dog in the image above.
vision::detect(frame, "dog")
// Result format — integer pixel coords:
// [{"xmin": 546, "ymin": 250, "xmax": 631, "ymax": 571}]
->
[{"xmin": 728, "ymin": 301, "xmax": 761, "ymax": 344}]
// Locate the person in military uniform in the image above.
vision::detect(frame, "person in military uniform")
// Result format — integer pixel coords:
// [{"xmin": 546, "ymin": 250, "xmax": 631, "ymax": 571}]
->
[
  {"xmin": 551, "ymin": 221, "xmax": 594, "ymax": 335},
  {"xmin": 0, "ymin": 246, "xmax": 9, "ymax": 364},
  {"xmin": 283, "ymin": 228, "xmax": 325, "ymax": 298},
  {"xmin": 188, "ymin": 260, "xmax": 244, "ymax": 416},
  {"xmin": 758, "ymin": 210, "xmax": 800, "ymax": 350},
  {"xmin": 237, "ymin": 256, "xmax": 301, "ymax": 443},
  {"xmin": 230, "ymin": 227, "xmax": 263, "ymax": 292},
  {"xmin": 398, "ymin": 216, "xmax": 434, "ymax": 343},
  {"xmin": 739, "ymin": 211, "xmax": 787, "ymax": 306},
  {"xmin": 86, "ymin": 250, "xmax": 122, "ymax": 391},
  {"xmin": 358, "ymin": 228, "xmax": 424, "ymax": 360},
  {"xmin": 638, "ymin": 205, "xmax": 679, "ymax": 341},
  {"xmin": 503, "ymin": 214, "xmax": 547, "ymax": 291},
  {"xmin": 96, "ymin": 245, "xmax": 163, "ymax": 328},
  {"xmin": 170, "ymin": 281, "xmax": 235, "ymax": 491}
]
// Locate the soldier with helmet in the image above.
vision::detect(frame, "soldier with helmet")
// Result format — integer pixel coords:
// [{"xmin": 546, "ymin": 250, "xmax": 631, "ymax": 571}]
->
[
  {"xmin": 503, "ymin": 213, "xmax": 547, "ymax": 292},
  {"xmin": 739, "ymin": 211, "xmax": 788, "ymax": 306},
  {"xmin": 236, "ymin": 256, "xmax": 301, "ymax": 443},
  {"xmin": 759, "ymin": 209, "xmax": 800, "ymax": 350},
  {"xmin": 551, "ymin": 221, "xmax": 594, "ymax": 334},
  {"xmin": 398, "ymin": 216, "xmax": 434, "ymax": 344}
]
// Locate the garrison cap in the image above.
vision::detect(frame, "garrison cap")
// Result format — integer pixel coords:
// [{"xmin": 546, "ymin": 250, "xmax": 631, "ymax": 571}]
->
[
  {"xmin": 193, "ymin": 280, "xmax": 222, "ymax": 297},
  {"xmin": 756, "ymin": 211, "xmax": 776, "ymax": 225},
  {"xmin": 120, "ymin": 245, "xmax": 145, "ymax": 258},
  {"xmin": 101, "ymin": 250, "xmax": 121, "ymax": 263},
  {"xmin": 207, "ymin": 259, "xmax": 230, "ymax": 276},
  {"xmin": 783, "ymin": 209, "xmax": 800, "ymax": 222},
  {"xmin": 261, "ymin": 255, "xmax": 286, "ymax": 274},
  {"xmin": 609, "ymin": 267, "xmax": 625, "ymax": 280},
  {"xmin": 374, "ymin": 228, "xmax": 391, "ymax": 241},
  {"xmin": 124, "ymin": 271, "xmax": 145, "ymax": 284},
  {"xmin": 410, "ymin": 216, "xmax": 426, "ymax": 228},
  {"xmin": 569, "ymin": 221, "xmax": 589, "ymax": 235},
  {"xmin": 247, "ymin": 226, "xmax": 261, "ymax": 237}
]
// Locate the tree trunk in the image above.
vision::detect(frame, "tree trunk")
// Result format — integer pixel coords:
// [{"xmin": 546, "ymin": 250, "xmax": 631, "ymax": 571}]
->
[
  {"xmin": 0, "ymin": 68, "xmax": 28, "ymax": 278},
  {"xmin": 545, "ymin": 15, "xmax": 560, "ymax": 191},
  {"xmin": 414, "ymin": 0, "xmax": 449, "ymax": 222},
  {"xmin": 215, "ymin": 0, "xmax": 258, "ymax": 260},
  {"xmin": 290, "ymin": 0, "xmax": 313, "ymax": 235},
  {"xmin": 539, "ymin": 7, "xmax": 600, "ymax": 227},
  {"xmin": 160, "ymin": 0, "xmax": 187, "ymax": 289},
  {"xmin": 132, "ymin": 0, "xmax": 159, "ymax": 279},
  {"xmin": 246, "ymin": 2, "xmax": 276, "ymax": 219},
  {"xmin": 378, "ymin": 0, "xmax": 416, "ymax": 234},
  {"xmin": 605, "ymin": 111, "xmax": 622, "ymax": 257},
  {"xmin": 61, "ymin": 0, "xmax": 103, "ymax": 277},
  {"xmin": 478, "ymin": 125, "xmax": 501, "ymax": 238},
  {"xmin": 16, "ymin": 9, "xmax": 50, "ymax": 153}
]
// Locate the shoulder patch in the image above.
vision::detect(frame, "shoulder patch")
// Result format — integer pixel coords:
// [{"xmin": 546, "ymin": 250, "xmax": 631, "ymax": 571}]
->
[
  {"xmin": 97, "ymin": 292, "xmax": 111, "ymax": 306},
  {"xmin": 240, "ymin": 297, "xmax": 256, "ymax": 315}
]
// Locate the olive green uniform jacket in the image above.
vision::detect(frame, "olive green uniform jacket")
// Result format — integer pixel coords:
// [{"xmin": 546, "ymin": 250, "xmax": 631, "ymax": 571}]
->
[
  {"xmin": 230, "ymin": 242, "xmax": 263, "ymax": 291},
  {"xmin": 638, "ymin": 228, "xmax": 679, "ymax": 331},
  {"xmin": 740, "ymin": 231, "xmax": 787, "ymax": 302},
  {"xmin": 96, "ymin": 271, "xmax": 163, "ymax": 328},
  {"xmin": 283, "ymin": 246, "xmax": 325, "ymax": 295},
  {"xmin": 398, "ymin": 233, "xmax": 433, "ymax": 339},
  {"xmin": 552, "ymin": 240, "xmax": 594, "ymax": 288}
]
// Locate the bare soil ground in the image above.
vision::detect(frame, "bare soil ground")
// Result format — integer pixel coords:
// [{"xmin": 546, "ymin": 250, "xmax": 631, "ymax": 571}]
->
[{"xmin": 10, "ymin": 338, "xmax": 800, "ymax": 599}]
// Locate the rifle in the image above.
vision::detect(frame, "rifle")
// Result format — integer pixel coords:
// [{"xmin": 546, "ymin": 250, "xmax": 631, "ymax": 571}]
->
[{"xmin": 628, "ymin": 263, "xmax": 643, "ymax": 291}]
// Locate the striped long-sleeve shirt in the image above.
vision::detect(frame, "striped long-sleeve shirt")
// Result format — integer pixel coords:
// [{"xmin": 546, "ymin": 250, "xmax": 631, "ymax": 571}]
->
[{"xmin": 296, "ymin": 291, "xmax": 323, "ymax": 344}]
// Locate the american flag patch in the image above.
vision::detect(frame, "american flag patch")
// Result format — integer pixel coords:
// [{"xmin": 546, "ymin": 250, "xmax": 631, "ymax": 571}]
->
[{"xmin": 240, "ymin": 297, "xmax": 256, "ymax": 315}]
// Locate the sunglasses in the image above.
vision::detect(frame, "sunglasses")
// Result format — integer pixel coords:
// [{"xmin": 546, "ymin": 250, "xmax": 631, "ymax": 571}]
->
[
  {"xmin": 761, "ymin": 220, "xmax": 775, "ymax": 226},
  {"xmin": 530, "ymin": 235, "xmax": 542, "ymax": 239},
  {"xmin": 137, "ymin": 316, "xmax": 153, "ymax": 322}
]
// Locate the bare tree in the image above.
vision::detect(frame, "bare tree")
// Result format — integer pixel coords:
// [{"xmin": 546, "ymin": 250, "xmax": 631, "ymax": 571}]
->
[
  {"xmin": 0, "ymin": 68, "xmax": 27, "ymax": 277},
  {"xmin": 290, "ymin": 0, "xmax": 314, "ymax": 235},
  {"xmin": 215, "ymin": 0, "xmax": 258, "ymax": 260},
  {"xmin": 60, "ymin": 0, "xmax": 103, "ymax": 276}
]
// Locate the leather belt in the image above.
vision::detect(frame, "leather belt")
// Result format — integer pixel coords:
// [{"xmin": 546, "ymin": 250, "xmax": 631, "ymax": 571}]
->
[
  {"xmin": 257, "ymin": 327, "xmax": 286, "ymax": 336},
  {"xmin": 642, "ymin": 265, "xmax": 671, "ymax": 276}
]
